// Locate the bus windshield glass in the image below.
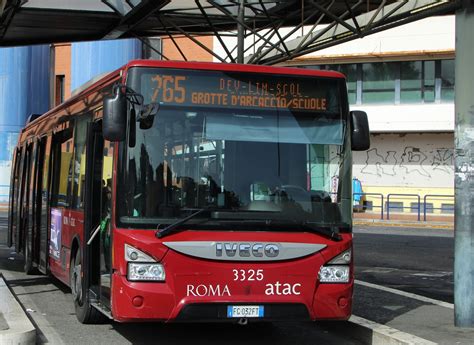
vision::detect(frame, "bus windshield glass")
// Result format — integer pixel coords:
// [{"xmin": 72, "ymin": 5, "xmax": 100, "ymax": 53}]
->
[{"xmin": 118, "ymin": 67, "xmax": 349, "ymax": 229}]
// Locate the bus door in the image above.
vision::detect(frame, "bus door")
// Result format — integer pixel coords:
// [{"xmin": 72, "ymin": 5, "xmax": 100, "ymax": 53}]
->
[
  {"xmin": 24, "ymin": 141, "xmax": 40, "ymax": 273},
  {"xmin": 17, "ymin": 143, "xmax": 33, "ymax": 255},
  {"xmin": 49, "ymin": 127, "xmax": 74, "ymax": 281},
  {"xmin": 36, "ymin": 136, "xmax": 51, "ymax": 274},
  {"xmin": 84, "ymin": 121, "xmax": 112, "ymax": 309}
]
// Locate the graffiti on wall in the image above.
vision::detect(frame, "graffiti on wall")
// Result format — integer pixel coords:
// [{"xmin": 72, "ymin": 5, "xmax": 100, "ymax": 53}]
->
[
  {"xmin": 400, "ymin": 146, "xmax": 430, "ymax": 177},
  {"xmin": 361, "ymin": 147, "xmax": 454, "ymax": 179},
  {"xmin": 432, "ymin": 148, "xmax": 455, "ymax": 174}
]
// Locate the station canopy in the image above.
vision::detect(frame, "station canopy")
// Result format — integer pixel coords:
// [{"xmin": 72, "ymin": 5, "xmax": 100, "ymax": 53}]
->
[{"xmin": 0, "ymin": 0, "xmax": 460, "ymax": 64}]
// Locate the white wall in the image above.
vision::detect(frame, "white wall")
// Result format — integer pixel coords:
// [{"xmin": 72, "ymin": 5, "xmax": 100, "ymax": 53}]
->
[
  {"xmin": 353, "ymin": 103, "xmax": 454, "ymax": 132},
  {"xmin": 353, "ymin": 133, "xmax": 454, "ymax": 189},
  {"xmin": 305, "ymin": 16, "xmax": 454, "ymax": 58}
]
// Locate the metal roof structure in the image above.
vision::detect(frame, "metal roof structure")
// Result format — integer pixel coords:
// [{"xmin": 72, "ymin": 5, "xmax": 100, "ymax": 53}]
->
[{"xmin": 0, "ymin": 0, "xmax": 461, "ymax": 64}]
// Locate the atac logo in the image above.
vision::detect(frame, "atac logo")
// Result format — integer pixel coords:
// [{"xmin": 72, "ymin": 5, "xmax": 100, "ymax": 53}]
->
[{"xmin": 215, "ymin": 243, "xmax": 280, "ymax": 258}]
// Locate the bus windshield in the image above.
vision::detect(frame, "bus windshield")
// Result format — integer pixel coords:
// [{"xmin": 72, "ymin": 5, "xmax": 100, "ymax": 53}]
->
[{"xmin": 118, "ymin": 68, "xmax": 350, "ymax": 229}]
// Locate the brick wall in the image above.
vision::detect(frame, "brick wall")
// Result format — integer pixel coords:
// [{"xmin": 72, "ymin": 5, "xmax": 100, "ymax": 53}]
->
[
  {"xmin": 162, "ymin": 36, "xmax": 213, "ymax": 62},
  {"xmin": 53, "ymin": 43, "xmax": 71, "ymax": 104}
]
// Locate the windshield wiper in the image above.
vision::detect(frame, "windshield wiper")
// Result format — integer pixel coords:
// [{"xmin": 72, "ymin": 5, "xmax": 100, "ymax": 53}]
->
[
  {"xmin": 207, "ymin": 215, "xmax": 343, "ymax": 241},
  {"xmin": 156, "ymin": 208, "xmax": 208, "ymax": 239},
  {"xmin": 156, "ymin": 209, "xmax": 343, "ymax": 242}
]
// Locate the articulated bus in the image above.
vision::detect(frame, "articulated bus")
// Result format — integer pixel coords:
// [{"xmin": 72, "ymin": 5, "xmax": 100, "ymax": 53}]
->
[{"xmin": 8, "ymin": 60, "xmax": 369, "ymax": 324}]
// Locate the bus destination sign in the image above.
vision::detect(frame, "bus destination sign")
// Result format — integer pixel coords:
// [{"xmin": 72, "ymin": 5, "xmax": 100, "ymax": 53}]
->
[{"xmin": 145, "ymin": 71, "xmax": 335, "ymax": 112}]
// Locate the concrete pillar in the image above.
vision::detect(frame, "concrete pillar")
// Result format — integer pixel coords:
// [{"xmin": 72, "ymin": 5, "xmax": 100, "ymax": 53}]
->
[
  {"xmin": 71, "ymin": 39, "xmax": 142, "ymax": 92},
  {"xmin": 454, "ymin": 0, "xmax": 474, "ymax": 328}
]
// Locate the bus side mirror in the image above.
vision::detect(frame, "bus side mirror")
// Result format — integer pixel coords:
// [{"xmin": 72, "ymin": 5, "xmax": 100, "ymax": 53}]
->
[
  {"xmin": 103, "ymin": 87, "xmax": 127, "ymax": 141},
  {"xmin": 350, "ymin": 111, "xmax": 370, "ymax": 151}
]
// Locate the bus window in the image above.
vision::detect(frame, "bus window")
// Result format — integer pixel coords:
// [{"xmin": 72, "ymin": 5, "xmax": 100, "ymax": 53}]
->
[
  {"xmin": 72, "ymin": 116, "xmax": 91, "ymax": 210},
  {"xmin": 51, "ymin": 130, "xmax": 74, "ymax": 208},
  {"xmin": 101, "ymin": 141, "xmax": 114, "ymax": 226}
]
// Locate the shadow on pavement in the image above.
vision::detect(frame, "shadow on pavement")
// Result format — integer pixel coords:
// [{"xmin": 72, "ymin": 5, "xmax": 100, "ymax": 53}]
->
[{"xmin": 112, "ymin": 320, "xmax": 362, "ymax": 345}]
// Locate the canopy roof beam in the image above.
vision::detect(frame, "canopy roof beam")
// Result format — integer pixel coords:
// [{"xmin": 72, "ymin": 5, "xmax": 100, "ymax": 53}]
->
[
  {"xmin": 245, "ymin": 0, "xmax": 461, "ymax": 64},
  {"xmin": 102, "ymin": 0, "xmax": 170, "ymax": 39},
  {"xmin": 0, "ymin": 0, "xmax": 461, "ymax": 65}
]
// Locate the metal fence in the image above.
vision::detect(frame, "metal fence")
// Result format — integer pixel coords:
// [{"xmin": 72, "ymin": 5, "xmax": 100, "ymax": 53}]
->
[
  {"xmin": 423, "ymin": 194, "xmax": 455, "ymax": 221},
  {"xmin": 354, "ymin": 192, "xmax": 454, "ymax": 222},
  {"xmin": 386, "ymin": 194, "xmax": 421, "ymax": 221},
  {"xmin": 353, "ymin": 192, "xmax": 384, "ymax": 220}
]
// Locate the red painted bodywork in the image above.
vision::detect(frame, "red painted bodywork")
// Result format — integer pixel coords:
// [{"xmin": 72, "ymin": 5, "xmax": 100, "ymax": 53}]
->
[
  {"xmin": 111, "ymin": 229, "xmax": 353, "ymax": 322},
  {"xmin": 39, "ymin": 60, "xmax": 351, "ymax": 322},
  {"xmin": 49, "ymin": 209, "xmax": 85, "ymax": 285}
]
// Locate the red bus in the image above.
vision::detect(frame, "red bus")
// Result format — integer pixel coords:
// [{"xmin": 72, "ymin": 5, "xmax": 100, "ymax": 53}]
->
[{"xmin": 8, "ymin": 60, "xmax": 369, "ymax": 324}]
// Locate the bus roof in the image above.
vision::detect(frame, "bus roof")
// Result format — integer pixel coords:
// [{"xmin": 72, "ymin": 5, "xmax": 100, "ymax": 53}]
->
[{"xmin": 123, "ymin": 59, "xmax": 345, "ymax": 79}]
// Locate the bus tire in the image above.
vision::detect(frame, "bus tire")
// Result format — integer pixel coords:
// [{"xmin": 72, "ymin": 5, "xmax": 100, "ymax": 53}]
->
[
  {"xmin": 23, "ymin": 228, "xmax": 36, "ymax": 275},
  {"xmin": 70, "ymin": 248, "xmax": 105, "ymax": 324}
]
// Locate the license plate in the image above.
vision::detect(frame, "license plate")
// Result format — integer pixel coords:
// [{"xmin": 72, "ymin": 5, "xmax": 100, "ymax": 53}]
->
[{"xmin": 227, "ymin": 305, "xmax": 264, "ymax": 318}]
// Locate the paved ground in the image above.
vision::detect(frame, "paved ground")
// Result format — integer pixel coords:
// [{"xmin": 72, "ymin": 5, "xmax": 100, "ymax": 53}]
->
[
  {"xmin": 350, "ymin": 226, "xmax": 474, "ymax": 344},
  {"xmin": 353, "ymin": 226, "xmax": 454, "ymax": 303}
]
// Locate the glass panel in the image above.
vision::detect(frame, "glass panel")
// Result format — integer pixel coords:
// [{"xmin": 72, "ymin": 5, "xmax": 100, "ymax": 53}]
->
[
  {"xmin": 441, "ymin": 203, "xmax": 454, "ymax": 214},
  {"xmin": 336, "ymin": 64, "xmax": 357, "ymax": 105},
  {"xmin": 204, "ymin": 112, "xmax": 343, "ymax": 145},
  {"xmin": 119, "ymin": 110, "xmax": 345, "ymax": 227},
  {"xmin": 362, "ymin": 62, "xmax": 396, "ymax": 104},
  {"xmin": 386, "ymin": 201, "xmax": 403, "ymax": 212},
  {"xmin": 423, "ymin": 61, "xmax": 435, "ymax": 103},
  {"xmin": 52, "ymin": 134, "xmax": 74, "ymax": 208},
  {"xmin": 117, "ymin": 67, "xmax": 350, "ymax": 229},
  {"xmin": 400, "ymin": 61, "xmax": 421, "ymax": 103},
  {"xmin": 41, "ymin": 140, "xmax": 50, "ymax": 193},
  {"xmin": 411, "ymin": 202, "xmax": 431, "ymax": 213},
  {"xmin": 440, "ymin": 60, "xmax": 455, "ymax": 102},
  {"xmin": 71, "ymin": 116, "xmax": 90, "ymax": 209},
  {"xmin": 101, "ymin": 141, "xmax": 114, "ymax": 273}
]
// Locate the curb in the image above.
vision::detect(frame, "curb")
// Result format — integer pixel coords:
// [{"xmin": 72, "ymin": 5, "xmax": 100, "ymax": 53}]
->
[{"xmin": 0, "ymin": 275, "xmax": 36, "ymax": 345}]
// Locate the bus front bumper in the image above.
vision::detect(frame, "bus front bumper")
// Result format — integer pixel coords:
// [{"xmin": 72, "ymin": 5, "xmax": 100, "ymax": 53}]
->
[{"xmin": 110, "ymin": 273, "xmax": 352, "ymax": 323}]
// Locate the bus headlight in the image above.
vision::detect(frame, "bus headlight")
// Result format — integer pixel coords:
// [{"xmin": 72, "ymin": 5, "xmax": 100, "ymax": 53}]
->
[
  {"xmin": 318, "ymin": 265, "xmax": 349, "ymax": 283},
  {"xmin": 128, "ymin": 263, "xmax": 166, "ymax": 281},
  {"xmin": 318, "ymin": 249, "xmax": 351, "ymax": 283}
]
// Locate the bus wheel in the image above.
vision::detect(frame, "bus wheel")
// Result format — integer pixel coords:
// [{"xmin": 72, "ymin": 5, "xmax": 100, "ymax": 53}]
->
[
  {"xmin": 70, "ymin": 249, "xmax": 105, "ymax": 324},
  {"xmin": 24, "ymin": 228, "xmax": 36, "ymax": 275}
]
